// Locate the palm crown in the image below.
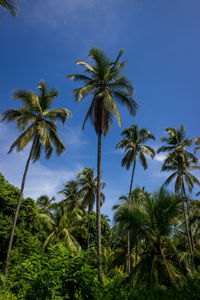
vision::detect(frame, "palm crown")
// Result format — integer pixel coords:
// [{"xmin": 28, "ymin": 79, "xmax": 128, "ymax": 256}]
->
[
  {"xmin": 116, "ymin": 124, "xmax": 155, "ymax": 170},
  {"xmin": 67, "ymin": 47, "xmax": 138, "ymax": 135},
  {"xmin": 77, "ymin": 167, "xmax": 105, "ymax": 211},
  {"xmin": 157, "ymin": 125, "xmax": 200, "ymax": 193},
  {"xmin": 58, "ymin": 180, "xmax": 81, "ymax": 212},
  {"xmin": 1, "ymin": 80, "xmax": 71, "ymax": 161}
]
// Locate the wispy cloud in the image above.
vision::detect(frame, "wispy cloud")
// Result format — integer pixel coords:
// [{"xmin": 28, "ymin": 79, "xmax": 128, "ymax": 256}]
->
[
  {"xmin": 154, "ymin": 153, "xmax": 166, "ymax": 162},
  {"xmin": 18, "ymin": 0, "xmax": 140, "ymax": 47},
  {"xmin": 62, "ymin": 125, "xmax": 87, "ymax": 148}
]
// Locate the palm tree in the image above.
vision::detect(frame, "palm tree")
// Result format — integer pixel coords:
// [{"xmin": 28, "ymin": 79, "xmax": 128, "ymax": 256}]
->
[
  {"xmin": 0, "ymin": 0, "xmax": 18, "ymax": 16},
  {"xmin": 36, "ymin": 194, "xmax": 56, "ymax": 217},
  {"xmin": 113, "ymin": 188, "xmax": 147, "ymax": 273},
  {"xmin": 116, "ymin": 125, "xmax": 155, "ymax": 273},
  {"xmin": 58, "ymin": 180, "xmax": 81, "ymax": 212},
  {"xmin": 39, "ymin": 201, "xmax": 85, "ymax": 251},
  {"xmin": 1, "ymin": 80, "xmax": 71, "ymax": 284},
  {"xmin": 67, "ymin": 47, "xmax": 138, "ymax": 282},
  {"xmin": 116, "ymin": 124, "xmax": 155, "ymax": 195},
  {"xmin": 114, "ymin": 189, "xmax": 184, "ymax": 287},
  {"xmin": 77, "ymin": 167, "xmax": 105, "ymax": 250},
  {"xmin": 157, "ymin": 125, "xmax": 200, "ymax": 253}
]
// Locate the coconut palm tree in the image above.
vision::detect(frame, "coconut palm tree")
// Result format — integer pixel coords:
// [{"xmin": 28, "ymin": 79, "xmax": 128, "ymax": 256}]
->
[
  {"xmin": 77, "ymin": 167, "xmax": 105, "ymax": 250},
  {"xmin": 67, "ymin": 47, "xmax": 138, "ymax": 282},
  {"xmin": 0, "ymin": 0, "xmax": 18, "ymax": 16},
  {"xmin": 39, "ymin": 201, "xmax": 85, "ymax": 251},
  {"xmin": 116, "ymin": 124, "xmax": 155, "ymax": 195},
  {"xmin": 114, "ymin": 189, "xmax": 185, "ymax": 287},
  {"xmin": 157, "ymin": 125, "xmax": 200, "ymax": 253},
  {"xmin": 113, "ymin": 188, "xmax": 147, "ymax": 273},
  {"xmin": 1, "ymin": 80, "xmax": 71, "ymax": 284},
  {"xmin": 116, "ymin": 125, "xmax": 155, "ymax": 273},
  {"xmin": 58, "ymin": 180, "xmax": 81, "ymax": 212},
  {"xmin": 36, "ymin": 194, "xmax": 56, "ymax": 217}
]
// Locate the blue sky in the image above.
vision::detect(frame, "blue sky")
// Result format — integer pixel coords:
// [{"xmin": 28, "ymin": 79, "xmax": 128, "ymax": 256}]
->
[{"xmin": 0, "ymin": 0, "xmax": 200, "ymax": 221}]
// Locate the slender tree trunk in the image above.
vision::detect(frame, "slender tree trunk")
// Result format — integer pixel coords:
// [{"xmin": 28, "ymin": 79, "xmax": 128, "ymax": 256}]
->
[
  {"xmin": 186, "ymin": 201, "xmax": 195, "ymax": 252},
  {"xmin": 127, "ymin": 159, "xmax": 136, "ymax": 274},
  {"xmin": 3, "ymin": 135, "xmax": 37, "ymax": 288},
  {"xmin": 181, "ymin": 179, "xmax": 193, "ymax": 254},
  {"xmin": 97, "ymin": 133, "xmax": 102, "ymax": 284},
  {"xmin": 127, "ymin": 230, "xmax": 131, "ymax": 274},
  {"xmin": 129, "ymin": 159, "xmax": 136, "ymax": 195},
  {"xmin": 135, "ymin": 237, "xmax": 138, "ymax": 266},
  {"xmin": 181, "ymin": 182, "xmax": 195, "ymax": 252},
  {"xmin": 87, "ymin": 206, "xmax": 91, "ymax": 250}
]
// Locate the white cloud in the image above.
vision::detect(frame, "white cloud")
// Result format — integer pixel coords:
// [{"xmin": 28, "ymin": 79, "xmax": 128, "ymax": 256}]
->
[{"xmin": 154, "ymin": 153, "xmax": 166, "ymax": 162}]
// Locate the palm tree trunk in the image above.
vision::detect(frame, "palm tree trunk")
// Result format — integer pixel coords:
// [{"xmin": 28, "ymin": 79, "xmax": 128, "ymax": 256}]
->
[
  {"xmin": 181, "ymin": 179, "xmax": 193, "ymax": 254},
  {"xmin": 135, "ymin": 237, "xmax": 138, "ymax": 266},
  {"xmin": 87, "ymin": 206, "xmax": 91, "ymax": 250},
  {"xmin": 181, "ymin": 181, "xmax": 195, "ymax": 252},
  {"xmin": 129, "ymin": 159, "xmax": 136, "ymax": 195},
  {"xmin": 127, "ymin": 230, "xmax": 131, "ymax": 274},
  {"xmin": 127, "ymin": 159, "xmax": 136, "ymax": 274},
  {"xmin": 186, "ymin": 201, "xmax": 195, "ymax": 252},
  {"xmin": 97, "ymin": 132, "xmax": 102, "ymax": 284},
  {"xmin": 3, "ymin": 135, "xmax": 37, "ymax": 288}
]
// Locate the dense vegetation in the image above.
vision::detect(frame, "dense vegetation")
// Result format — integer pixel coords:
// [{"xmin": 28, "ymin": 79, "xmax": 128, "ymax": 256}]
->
[{"xmin": 0, "ymin": 42, "xmax": 200, "ymax": 298}]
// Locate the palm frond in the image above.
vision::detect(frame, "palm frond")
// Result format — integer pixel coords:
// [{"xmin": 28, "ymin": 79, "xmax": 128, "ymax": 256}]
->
[
  {"xmin": 44, "ymin": 108, "xmax": 71, "ymax": 125},
  {"xmin": 112, "ymin": 90, "xmax": 138, "ymax": 116},
  {"xmin": 139, "ymin": 151, "xmax": 147, "ymax": 170},
  {"xmin": 141, "ymin": 145, "xmax": 155, "ymax": 159},
  {"xmin": 8, "ymin": 124, "xmax": 35, "ymax": 154},
  {"xmin": 0, "ymin": 0, "xmax": 18, "ymax": 16}
]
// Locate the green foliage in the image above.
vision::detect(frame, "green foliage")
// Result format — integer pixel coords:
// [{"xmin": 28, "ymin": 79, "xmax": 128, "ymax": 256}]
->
[
  {"xmin": 74, "ymin": 212, "xmax": 111, "ymax": 250},
  {"xmin": 7, "ymin": 244, "xmax": 100, "ymax": 299},
  {"xmin": 0, "ymin": 173, "xmax": 46, "ymax": 268}
]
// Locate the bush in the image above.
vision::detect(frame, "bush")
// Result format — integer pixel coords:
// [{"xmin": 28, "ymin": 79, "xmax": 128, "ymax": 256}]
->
[{"xmin": 7, "ymin": 244, "xmax": 100, "ymax": 299}]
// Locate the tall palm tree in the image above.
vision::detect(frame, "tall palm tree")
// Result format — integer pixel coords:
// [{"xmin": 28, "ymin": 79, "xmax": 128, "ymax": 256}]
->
[
  {"xmin": 116, "ymin": 124, "xmax": 155, "ymax": 195},
  {"xmin": 116, "ymin": 125, "xmax": 155, "ymax": 273},
  {"xmin": 0, "ymin": 0, "xmax": 18, "ymax": 16},
  {"xmin": 157, "ymin": 125, "xmax": 200, "ymax": 253},
  {"xmin": 58, "ymin": 180, "xmax": 81, "ymax": 212},
  {"xmin": 67, "ymin": 47, "xmax": 138, "ymax": 282},
  {"xmin": 77, "ymin": 167, "xmax": 105, "ymax": 250},
  {"xmin": 1, "ymin": 80, "xmax": 71, "ymax": 284}
]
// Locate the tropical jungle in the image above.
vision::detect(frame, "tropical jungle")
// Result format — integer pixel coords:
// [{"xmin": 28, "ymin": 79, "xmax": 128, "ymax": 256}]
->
[{"xmin": 1, "ymin": 1, "xmax": 200, "ymax": 299}]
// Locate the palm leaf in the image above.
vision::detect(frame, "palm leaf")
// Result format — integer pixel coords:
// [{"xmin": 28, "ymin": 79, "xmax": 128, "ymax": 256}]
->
[{"xmin": 0, "ymin": 0, "xmax": 18, "ymax": 16}]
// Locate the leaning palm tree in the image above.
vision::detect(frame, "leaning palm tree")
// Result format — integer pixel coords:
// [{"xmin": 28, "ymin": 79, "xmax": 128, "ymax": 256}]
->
[
  {"xmin": 77, "ymin": 167, "xmax": 105, "ymax": 250},
  {"xmin": 1, "ymin": 80, "xmax": 71, "ymax": 284},
  {"xmin": 157, "ymin": 125, "xmax": 200, "ymax": 253},
  {"xmin": 116, "ymin": 124, "xmax": 155, "ymax": 195},
  {"xmin": 67, "ymin": 47, "xmax": 138, "ymax": 282},
  {"xmin": 58, "ymin": 180, "xmax": 81, "ymax": 212},
  {"xmin": 0, "ymin": 0, "xmax": 18, "ymax": 16}
]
